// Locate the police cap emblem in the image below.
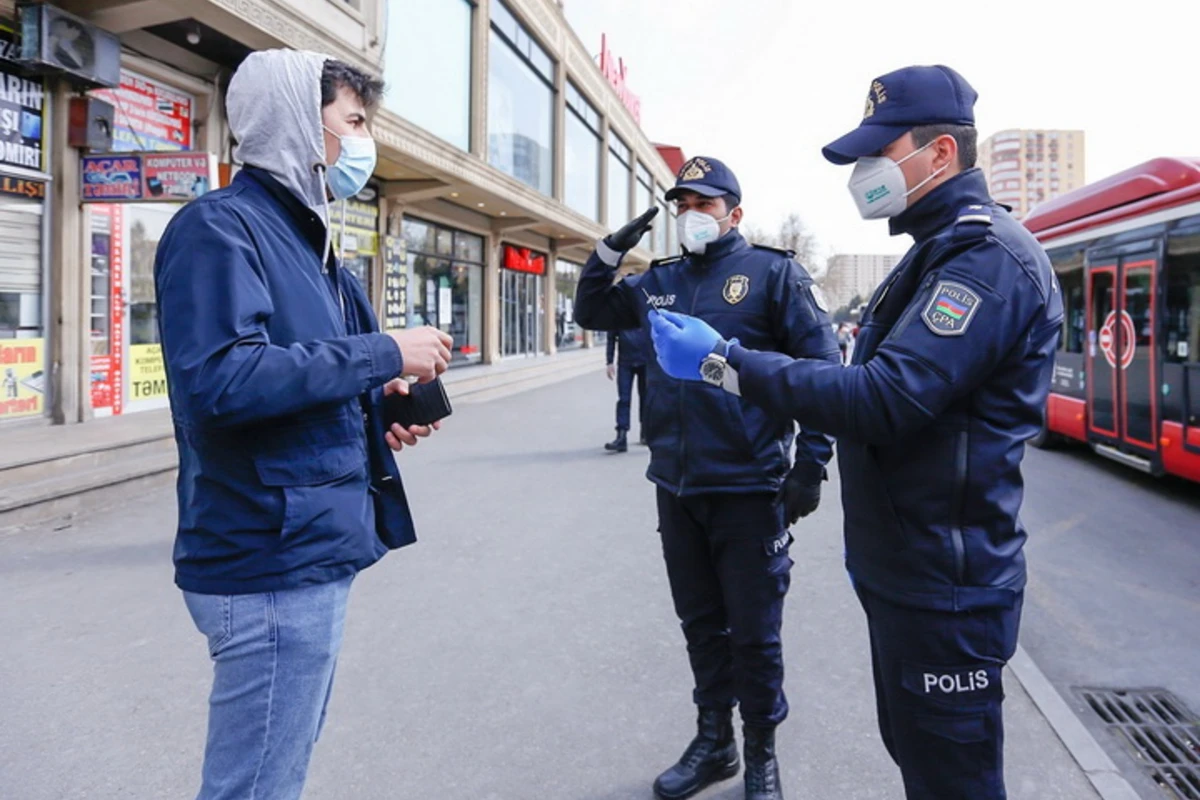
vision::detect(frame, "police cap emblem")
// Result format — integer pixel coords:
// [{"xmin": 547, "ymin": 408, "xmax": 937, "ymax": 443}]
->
[
  {"xmin": 922, "ymin": 281, "xmax": 982, "ymax": 336},
  {"xmin": 679, "ymin": 157, "xmax": 711, "ymax": 182},
  {"xmin": 724, "ymin": 275, "xmax": 750, "ymax": 305}
]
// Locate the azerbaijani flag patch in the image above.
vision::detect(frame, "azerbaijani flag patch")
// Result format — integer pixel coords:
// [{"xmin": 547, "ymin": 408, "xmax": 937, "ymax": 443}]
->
[{"xmin": 922, "ymin": 281, "xmax": 981, "ymax": 336}]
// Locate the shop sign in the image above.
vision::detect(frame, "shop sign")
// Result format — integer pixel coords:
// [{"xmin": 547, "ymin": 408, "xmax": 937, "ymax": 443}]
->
[
  {"xmin": 91, "ymin": 69, "xmax": 192, "ymax": 152},
  {"xmin": 0, "ymin": 26, "xmax": 46, "ymax": 172},
  {"xmin": 503, "ymin": 245, "xmax": 546, "ymax": 275},
  {"xmin": 90, "ymin": 205, "xmax": 124, "ymax": 414},
  {"xmin": 382, "ymin": 235, "xmax": 409, "ymax": 331},
  {"xmin": 0, "ymin": 174, "xmax": 45, "ymax": 199},
  {"xmin": 599, "ymin": 33, "xmax": 641, "ymax": 125},
  {"xmin": 82, "ymin": 155, "xmax": 142, "ymax": 201},
  {"xmin": 129, "ymin": 343, "xmax": 167, "ymax": 401},
  {"xmin": 81, "ymin": 151, "xmax": 216, "ymax": 202},
  {"xmin": 0, "ymin": 338, "xmax": 45, "ymax": 420},
  {"xmin": 331, "ymin": 198, "xmax": 379, "ymax": 256},
  {"xmin": 143, "ymin": 153, "xmax": 212, "ymax": 200}
]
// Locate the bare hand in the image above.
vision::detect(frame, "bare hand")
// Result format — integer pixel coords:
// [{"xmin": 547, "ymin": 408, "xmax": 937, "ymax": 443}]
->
[
  {"xmin": 385, "ymin": 419, "xmax": 440, "ymax": 452},
  {"xmin": 606, "ymin": 364, "xmax": 616, "ymax": 381},
  {"xmin": 382, "ymin": 379, "xmax": 441, "ymax": 451},
  {"xmin": 389, "ymin": 327, "xmax": 453, "ymax": 383}
]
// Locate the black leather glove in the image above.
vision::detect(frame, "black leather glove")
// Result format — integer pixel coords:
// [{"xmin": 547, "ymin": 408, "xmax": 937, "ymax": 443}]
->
[
  {"xmin": 604, "ymin": 207, "xmax": 659, "ymax": 253},
  {"xmin": 777, "ymin": 464, "xmax": 826, "ymax": 525}
]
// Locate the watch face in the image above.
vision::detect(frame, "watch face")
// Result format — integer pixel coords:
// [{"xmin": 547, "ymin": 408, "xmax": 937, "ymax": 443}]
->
[{"xmin": 700, "ymin": 357, "xmax": 724, "ymax": 385}]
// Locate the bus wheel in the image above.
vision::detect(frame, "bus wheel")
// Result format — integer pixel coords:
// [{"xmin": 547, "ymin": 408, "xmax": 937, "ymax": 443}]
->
[{"xmin": 1029, "ymin": 409, "xmax": 1057, "ymax": 450}]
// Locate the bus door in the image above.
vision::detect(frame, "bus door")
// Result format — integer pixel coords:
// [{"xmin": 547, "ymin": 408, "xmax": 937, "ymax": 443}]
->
[{"xmin": 1086, "ymin": 252, "xmax": 1160, "ymax": 464}]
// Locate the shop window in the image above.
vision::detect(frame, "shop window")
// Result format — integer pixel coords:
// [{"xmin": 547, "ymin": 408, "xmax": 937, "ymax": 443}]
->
[
  {"xmin": 607, "ymin": 137, "xmax": 631, "ymax": 229},
  {"xmin": 564, "ymin": 82, "xmax": 600, "ymax": 221},
  {"xmin": 384, "ymin": 0, "xmax": 472, "ymax": 151},
  {"xmin": 403, "ymin": 216, "xmax": 484, "ymax": 364},
  {"xmin": 555, "ymin": 259, "xmax": 582, "ymax": 350},
  {"xmin": 487, "ymin": 1, "xmax": 555, "ymax": 196},
  {"xmin": 636, "ymin": 164, "xmax": 652, "ymax": 250}
]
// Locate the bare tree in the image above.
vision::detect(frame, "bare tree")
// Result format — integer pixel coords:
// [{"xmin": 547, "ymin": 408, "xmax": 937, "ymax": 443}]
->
[{"xmin": 739, "ymin": 213, "xmax": 820, "ymax": 268}]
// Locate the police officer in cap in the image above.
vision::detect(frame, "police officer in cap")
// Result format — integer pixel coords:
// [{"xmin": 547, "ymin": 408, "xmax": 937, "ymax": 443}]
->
[
  {"xmin": 650, "ymin": 66, "xmax": 1063, "ymax": 800},
  {"xmin": 576, "ymin": 157, "xmax": 839, "ymax": 800}
]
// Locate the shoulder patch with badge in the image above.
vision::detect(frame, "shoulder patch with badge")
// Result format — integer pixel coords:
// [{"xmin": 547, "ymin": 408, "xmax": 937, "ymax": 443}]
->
[
  {"xmin": 922, "ymin": 281, "xmax": 982, "ymax": 336},
  {"xmin": 808, "ymin": 283, "xmax": 829, "ymax": 312},
  {"xmin": 724, "ymin": 274, "xmax": 750, "ymax": 304}
]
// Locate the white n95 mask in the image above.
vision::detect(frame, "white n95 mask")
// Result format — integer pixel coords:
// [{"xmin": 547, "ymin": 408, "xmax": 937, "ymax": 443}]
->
[
  {"xmin": 847, "ymin": 140, "xmax": 945, "ymax": 220},
  {"xmin": 677, "ymin": 209, "xmax": 731, "ymax": 254}
]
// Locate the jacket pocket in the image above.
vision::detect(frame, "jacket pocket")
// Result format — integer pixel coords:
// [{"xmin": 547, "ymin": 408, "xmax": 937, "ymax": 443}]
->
[{"xmin": 254, "ymin": 443, "xmax": 367, "ymax": 539}]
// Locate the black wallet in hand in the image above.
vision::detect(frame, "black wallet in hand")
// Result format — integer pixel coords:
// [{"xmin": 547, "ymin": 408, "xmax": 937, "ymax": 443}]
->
[{"xmin": 382, "ymin": 378, "xmax": 453, "ymax": 428}]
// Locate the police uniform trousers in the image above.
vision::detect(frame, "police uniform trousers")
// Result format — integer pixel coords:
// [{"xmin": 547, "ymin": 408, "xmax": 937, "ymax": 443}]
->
[
  {"xmin": 854, "ymin": 583, "xmax": 1023, "ymax": 800},
  {"xmin": 615, "ymin": 361, "xmax": 647, "ymax": 432},
  {"xmin": 656, "ymin": 489, "xmax": 792, "ymax": 727}
]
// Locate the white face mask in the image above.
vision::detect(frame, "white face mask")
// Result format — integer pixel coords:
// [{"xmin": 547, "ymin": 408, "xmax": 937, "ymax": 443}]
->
[
  {"xmin": 847, "ymin": 140, "xmax": 947, "ymax": 220},
  {"xmin": 677, "ymin": 209, "xmax": 732, "ymax": 254}
]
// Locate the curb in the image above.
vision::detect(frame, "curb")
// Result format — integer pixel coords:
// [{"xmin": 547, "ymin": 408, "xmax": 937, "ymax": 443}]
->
[{"xmin": 1008, "ymin": 645, "xmax": 1142, "ymax": 800}]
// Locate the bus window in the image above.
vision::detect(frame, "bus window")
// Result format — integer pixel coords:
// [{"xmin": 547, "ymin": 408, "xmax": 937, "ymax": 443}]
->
[
  {"xmin": 1058, "ymin": 269, "xmax": 1085, "ymax": 352},
  {"xmin": 1164, "ymin": 252, "xmax": 1200, "ymax": 363}
]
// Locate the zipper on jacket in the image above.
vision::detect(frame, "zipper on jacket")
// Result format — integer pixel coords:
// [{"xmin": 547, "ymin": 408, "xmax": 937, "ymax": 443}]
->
[
  {"xmin": 676, "ymin": 276, "xmax": 706, "ymax": 496},
  {"xmin": 950, "ymin": 429, "xmax": 969, "ymax": 584}
]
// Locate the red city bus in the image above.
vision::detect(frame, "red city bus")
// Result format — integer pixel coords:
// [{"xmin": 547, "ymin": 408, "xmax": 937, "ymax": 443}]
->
[{"xmin": 1022, "ymin": 157, "xmax": 1200, "ymax": 483}]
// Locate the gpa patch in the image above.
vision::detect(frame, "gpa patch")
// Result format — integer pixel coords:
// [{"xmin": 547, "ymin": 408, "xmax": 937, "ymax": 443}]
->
[
  {"xmin": 922, "ymin": 281, "xmax": 981, "ymax": 336},
  {"xmin": 724, "ymin": 275, "xmax": 750, "ymax": 305}
]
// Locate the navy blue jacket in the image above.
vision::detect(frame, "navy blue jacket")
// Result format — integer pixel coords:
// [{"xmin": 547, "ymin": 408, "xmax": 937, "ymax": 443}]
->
[
  {"xmin": 576, "ymin": 230, "xmax": 839, "ymax": 495},
  {"xmin": 155, "ymin": 167, "xmax": 416, "ymax": 595},
  {"xmin": 606, "ymin": 325, "xmax": 651, "ymax": 367},
  {"xmin": 730, "ymin": 170, "xmax": 1063, "ymax": 611}
]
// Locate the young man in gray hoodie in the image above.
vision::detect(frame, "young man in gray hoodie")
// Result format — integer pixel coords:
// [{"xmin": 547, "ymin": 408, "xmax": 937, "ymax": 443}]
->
[{"xmin": 155, "ymin": 50, "xmax": 452, "ymax": 799}]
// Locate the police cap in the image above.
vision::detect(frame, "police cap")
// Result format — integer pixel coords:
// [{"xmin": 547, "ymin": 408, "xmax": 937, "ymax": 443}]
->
[
  {"xmin": 665, "ymin": 156, "xmax": 742, "ymax": 206},
  {"xmin": 822, "ymin": 65, "xmax": 978, "ymax": 165}
]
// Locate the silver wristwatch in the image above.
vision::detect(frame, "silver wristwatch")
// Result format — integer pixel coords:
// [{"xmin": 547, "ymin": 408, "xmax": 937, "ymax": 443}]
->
[{"xmin": 700, "ymin": 346, "xmax": 740, "ymax": 396}]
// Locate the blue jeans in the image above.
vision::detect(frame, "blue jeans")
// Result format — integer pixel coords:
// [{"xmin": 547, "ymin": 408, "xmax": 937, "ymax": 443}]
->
[{"xmin": 184, "ymin": 576, "xmax": 353, "ymax": 800}]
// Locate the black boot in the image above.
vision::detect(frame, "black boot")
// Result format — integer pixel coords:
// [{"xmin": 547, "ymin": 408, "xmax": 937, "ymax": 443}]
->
[
  {"xmin": 638, "ymin": 429, "xmax": 647, "ymax": 446},
  {"xmin": 653, "ymin": 708, "xmax": 740, "ymax": 800},
  {"xmin": 604, "ymin": 429, "xmax": 628, "ymax": 453},
  {"xmin": 743, "ymin": 725, "xmax": 783, "ymax": 800}
]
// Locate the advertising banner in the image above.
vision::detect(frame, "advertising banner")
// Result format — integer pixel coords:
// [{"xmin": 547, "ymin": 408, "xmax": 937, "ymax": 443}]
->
[{"xmin": 0, "ymin": 337, "xmax": 45, "ymax": 420}]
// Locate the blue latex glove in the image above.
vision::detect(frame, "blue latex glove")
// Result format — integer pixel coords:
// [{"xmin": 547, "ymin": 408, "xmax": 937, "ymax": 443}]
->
[{"xmin": 649, "ymin": 309, "xmax": 727, "ymax": 381}]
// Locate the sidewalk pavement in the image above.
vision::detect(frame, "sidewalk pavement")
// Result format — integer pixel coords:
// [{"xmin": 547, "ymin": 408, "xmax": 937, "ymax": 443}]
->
[{"xmin": 0, "ymin": 369, "xmax": 1100, "ymax": 799}]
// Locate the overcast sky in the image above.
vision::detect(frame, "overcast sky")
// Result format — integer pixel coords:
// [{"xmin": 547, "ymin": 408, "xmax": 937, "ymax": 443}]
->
[{"xmin": 563, "ymin": 0, "xmax": 1198, "ymax": 260}]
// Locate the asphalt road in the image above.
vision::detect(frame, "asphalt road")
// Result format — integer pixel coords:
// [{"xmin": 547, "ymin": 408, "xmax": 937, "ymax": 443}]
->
[
  {"xmin": 0, "ymin": 369, "xmax": 1121, "ymax": 800},
  {"xmin": 1017, "ymin": 442, "xmax": 1200, "ymax": 799}
]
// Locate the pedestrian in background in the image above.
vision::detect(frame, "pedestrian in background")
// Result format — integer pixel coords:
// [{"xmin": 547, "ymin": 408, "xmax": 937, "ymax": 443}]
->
[
  {"xmin": 155, "ymin": 50, "xmax": 452, "ymax": 800},
  {"xmin": 603, "ymin": 325, "xmax": 651, "ymax": 452}
]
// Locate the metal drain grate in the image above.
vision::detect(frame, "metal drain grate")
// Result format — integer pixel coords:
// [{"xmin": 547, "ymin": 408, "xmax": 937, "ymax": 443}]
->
[{"xmin": 1078, "ymin": 688, "xmax": 1200, "ymax": 800}]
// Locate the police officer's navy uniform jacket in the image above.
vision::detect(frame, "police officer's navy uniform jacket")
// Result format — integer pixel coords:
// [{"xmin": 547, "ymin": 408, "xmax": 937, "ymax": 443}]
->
[
  {"xmin": 729, "ymin": 169, "xmax": 1064, "ymax": 612},
  {"xmin": 576, "ymin": 229, "xmax": 840, "ymax": 495},
  {"xmin": 156, "ymin": 166, "xmax": 416, "ymax": 596}
]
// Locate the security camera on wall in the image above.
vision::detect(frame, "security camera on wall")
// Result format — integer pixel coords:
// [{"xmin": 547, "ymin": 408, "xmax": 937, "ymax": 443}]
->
[{"xmin": 18, "ymin": 3, "xmax": 120, "ymax": 90}]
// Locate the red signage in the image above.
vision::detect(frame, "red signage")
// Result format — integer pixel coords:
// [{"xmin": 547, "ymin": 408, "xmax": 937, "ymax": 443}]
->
[
  {"xmin": 82, "ymin": 155, "xmax": 142, "ymax": 201},
  {"xmin": 142, "ymin": 153, "xmax": 213, "ymax": 200},
  {"xmin": 503, "ymin": 245, "xmax": 546, "ymax": 275},
  {"xmin": 1100, "ymin": 310, "xmax": 1136, "ymax": 370},
  {"xmin": 91, "ymin": 70, "xmax": 192, "ymax": 152},
  {"xmin": 600, "ymin": 34, "xmax": 641, "ymax": 125}
]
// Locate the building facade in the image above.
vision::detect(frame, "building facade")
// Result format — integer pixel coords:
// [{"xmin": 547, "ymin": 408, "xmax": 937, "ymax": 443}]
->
[
  {"xmin": 978, "ymin": 129, "xmax": 1085, "ymax": 219},
  {"xmin": 822, "ymin": 253, "xmax": 901, "ymax": 311},
  {"xmin": 0, "ymin": 0, "xmax": 678, "ymax": 427}
]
